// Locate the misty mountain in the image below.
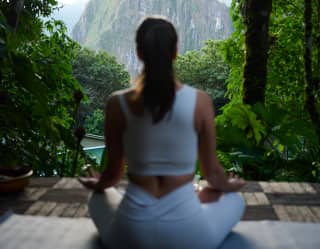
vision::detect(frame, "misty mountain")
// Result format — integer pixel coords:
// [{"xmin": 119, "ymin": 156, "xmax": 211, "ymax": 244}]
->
[{"xmin": 72, "ymin": 0, "xmax": 233, "ymax": 76}]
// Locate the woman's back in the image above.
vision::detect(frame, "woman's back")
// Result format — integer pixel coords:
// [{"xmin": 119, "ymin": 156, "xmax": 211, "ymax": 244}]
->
[{"xmin": 119, "ymin": 83, "xmax": 197, "ymax": 197}]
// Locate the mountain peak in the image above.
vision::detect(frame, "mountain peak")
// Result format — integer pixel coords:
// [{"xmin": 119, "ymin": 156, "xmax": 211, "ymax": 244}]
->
[{"xmin": 72, "ymin": 0, "xmax": 233, "ymax": 77}]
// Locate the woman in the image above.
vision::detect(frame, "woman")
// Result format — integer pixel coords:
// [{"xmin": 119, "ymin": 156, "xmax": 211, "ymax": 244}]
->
[{"xmin": 79, "ymin": 16, "xmax": 245, "ymax": 249}]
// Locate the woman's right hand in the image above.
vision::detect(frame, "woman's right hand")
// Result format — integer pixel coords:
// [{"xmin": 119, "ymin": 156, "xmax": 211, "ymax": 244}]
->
[
  {"xmin": 83, "ymin": 165, "xmax": 101, "ymax": 178},
  {"xmin": 78, "ymin": 166, "xmax": 104, "ymax": 192}
]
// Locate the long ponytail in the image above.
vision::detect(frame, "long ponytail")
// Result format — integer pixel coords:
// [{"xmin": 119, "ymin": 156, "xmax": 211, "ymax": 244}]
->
[{"xmin": 135, "ymin": 17, "xmax": 178, "ymax": 123}]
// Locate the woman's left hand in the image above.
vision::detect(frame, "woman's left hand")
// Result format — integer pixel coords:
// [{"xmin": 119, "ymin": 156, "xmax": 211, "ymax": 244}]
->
[{"xmin": 198, "ymin": 186, "xmax": 223, "ymax": 203}]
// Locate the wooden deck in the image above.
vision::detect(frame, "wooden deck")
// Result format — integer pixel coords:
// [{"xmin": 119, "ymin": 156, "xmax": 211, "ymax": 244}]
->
[{"xmin": 1, "ymin": 178, "xmax": 320, "ymax": 222}]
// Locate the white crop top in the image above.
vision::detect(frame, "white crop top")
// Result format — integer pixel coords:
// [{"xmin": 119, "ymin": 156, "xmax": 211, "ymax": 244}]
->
[{"xmin": 117, "ymin": 84, "xmax": 198, "ymax": 176}]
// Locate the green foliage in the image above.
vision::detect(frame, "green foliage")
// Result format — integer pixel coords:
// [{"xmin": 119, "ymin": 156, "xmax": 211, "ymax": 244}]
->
[
  {"xmin": 215, "ymin": 101, "xmax": 319, "ymax": 181},
  {"xmin": 175, "ymin": 40, "xmax": 229, "ymax": 100},
  {"xmin": 72, "ymin": 48, "xmax": 129, "ymax": 136},
  {"xmin": 72, "ymin": 48, "xmax": 130, "ymax": 111},
  {"xmin": 215, "ymin": 102, "xmax": 268, "ymax": 179},
  {"xmin": 219, "ymin": 0, "xmax": 245, "ymax": 101},
  {"xmin": 223, "ymin": 0, "xmax": 318, "ymax": 115},
  {"xmin": 0, "ymin": 0, "xmax": 318, "ymax": 183},
  {"xmin": 213, "ymin": 0, "xmax": 320, "ymax": 182},
  {"xmin": 267, "ymin": 0, "xmax": 305, "ymax": 113},
  {"xmin": 85, "ymin": 109, "xmax": 104, "ymax": 136},
  {"xmin": 0, "ymin": 2, "xmax": 85, "ymax": 176},
  {"xmin": 217, "ymin": 102, "xmax": 266, "ymax": 144}
]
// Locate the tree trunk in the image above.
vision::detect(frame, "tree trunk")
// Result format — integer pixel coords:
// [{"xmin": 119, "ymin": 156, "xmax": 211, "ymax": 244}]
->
[
  {"xmin": 7, "ymin": 0, "xmax": 24, "ymax": 31},
  {"xmin": 242, "ymin": 0, "xmax": 272, "ymax": 105},
  {"xmin": 305, "ymin": 0, "xmax": 320, "ymax": 144},
  {"xmin": 316, "ymin": 0, "xmax": 320, "ymax": 91}
]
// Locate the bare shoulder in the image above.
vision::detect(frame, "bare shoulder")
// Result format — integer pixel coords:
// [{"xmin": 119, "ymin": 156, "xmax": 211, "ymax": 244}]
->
[
  {"xmin": 109, "ymin": 88, "xmax": 132, "ymax": 98},
  {"xmin": 111, "ymin": 87, "xmax": 133, "ymax": 97},
  {"xmin": 196, "ymin": 89, "xmax": 213, "ymax": 106},
  {"xmin": 195, "ymin": 89, "xmax": 214, "ymax": 115},
  {"xmin": 106, "ymin": 88, "xmax": 133, "ymax": 108}
]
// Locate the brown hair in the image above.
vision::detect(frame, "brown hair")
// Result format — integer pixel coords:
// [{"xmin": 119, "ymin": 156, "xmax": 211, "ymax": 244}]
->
[{"xmin": 135, "ymin": 17, "xmax": 178, "ymax": 123}]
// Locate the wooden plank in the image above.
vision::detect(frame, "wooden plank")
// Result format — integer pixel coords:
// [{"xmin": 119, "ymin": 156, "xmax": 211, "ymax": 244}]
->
[
  {"xmin": 311, "ymin": 183, "xmax": 320, "ymax": 193},
  {"xmin": 285, "ymin": 206, "xmax": 306, "ymax": 222},
  {"xmin": 289, "ymin": 183, "xmax": 305, "ymax": 193},
  {"xmin": 30, "ymin": 188, "xmax": 48, "ymax": 200},
  {"xmin": 61, "ymin": 203, "xmax": 80, "ymax": 217},
  {"xmin": 240, "ymin": 181, "xmax": 263, "ymax": 192},
  {"xmin": 242, "ymin": 205, "xmax": 278, "ymax": 220},
  {"xmin": 61, "ymin": 178, "xmax": 74, "ymax": 189},
  {"xmin": 310, "ymin": 206, "xmax": 320, "ymax": 220},
  {"xmin": 243, "ymin": 193, "xmax": 258, "ymax": 205},
  {"xmin": 25, "ymin": 201, "xmax": 46, "ymax": 215},
  {"xmin": 269, "ymin": 182, "xmax": 284, "ymax": 193},
  {"xmin": 267, "ymin": 193, "xmax": 320, "ymax": 205},
  {"xmin": 278, "ymin": 182, "xmax": 295, "ymax": 193},
  {"xmin": 69, "ymin": 179, "xmax": 84, "ymax": 189},
  {"xmin": 52, "ymin": 178, "xmax": 69, "ymax": 189},
  {"xmin": 49, "ymin": 203, "xmax": 68, "ymax": 217},
  {"xmin": 37, "ymin": 202, "xmax": 57, "ymax": 216},
  {"xmin": 63, "ymin": 178, "xmax": 84, "ymax": 189},
  {"xmin": 273, "ymin": 205, "xmax": 291, "ymax": 221},
  {"xmin": 53, "ymin": 178, "xmax": 85, "ymax": 189},
  {"xmin": 40, "ymin": 189, "xmax": 89, "ymax": 203},
  {"xmin": 259, "ymin": 182, "xmax": 273, "ymax": 193},
  {"xmin": 300, "ymin": 183, "xmax": 316, "ymax": 194},
  {"xmin": 74, "ymin": 204, "xmax": 89, "ymax": 217},
  {"xmin": 283, "ymin": 205, "xmax": 319, "ymax": 222},
  {"xmin": 23, "ymin": 188, "xmax": 37, "ymax": 197},
  {"xmin": 29, "ymin": 177, "xmax": 60, "ymax": 188},
  {"xmin": 297, "ymin": 206, "xmax": 319, "ymax": 222},
  {"xmin": 254, "ymin": 193, "xmax": 270, "ymax": 205}
]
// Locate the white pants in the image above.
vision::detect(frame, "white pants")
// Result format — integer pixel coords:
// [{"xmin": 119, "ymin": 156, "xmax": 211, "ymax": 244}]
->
[{"xmin": 89, "ymin": 182, "xmax": 245, "ymax": 249}]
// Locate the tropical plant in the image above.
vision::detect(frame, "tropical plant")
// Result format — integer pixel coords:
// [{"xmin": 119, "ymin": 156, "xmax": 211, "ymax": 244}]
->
[
  {"xmin": 214, "ymin": 0, "xmax": 320, "ymax": 182},
  {"xmin": 0, "ymin": 1, "xmax": 86, "ymax": 176}
]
